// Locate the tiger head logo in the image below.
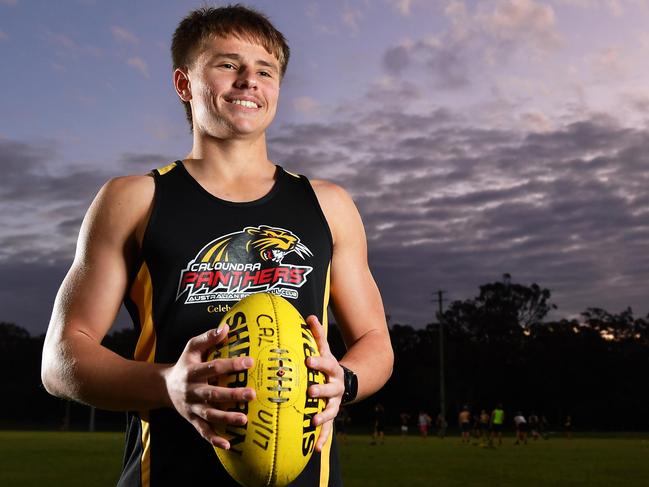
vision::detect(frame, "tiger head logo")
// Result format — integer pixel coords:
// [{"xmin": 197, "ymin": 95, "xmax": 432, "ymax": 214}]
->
[{"xmin": 196, "ymin": 225, "xmax": 313, "ymax": 265}]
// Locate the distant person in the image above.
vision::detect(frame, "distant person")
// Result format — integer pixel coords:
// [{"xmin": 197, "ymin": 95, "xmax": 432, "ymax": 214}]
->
[
  {"xmin": 418, "ymin": 410, "xmax": 432, "ymax": 438},
  {"xmin": 513, "ymin": 411, "xmax": 528, "ymax": 445},
  {"xmin": 478, "ymin": 409, "xmax": 491, "ymax": 445},
  {"xmin": 335, "ymin": 406, "xmax": 350, "ymax": 444},
  {"xmin": 436, "ymin": 412, "xmax": 447, "ymax": 439},
  {"xmin": 458, "ymin": 406, "xmax": 472, "ymax": 443},
  {"xmin": 490, "ymin": 403, "xmax": 505, "ymax": 446},
  {"xmin": 540, "ymin": 415, "xmax": 550, "ymax": 439},
  {"xmin": 564, "ymin": 415, "xmax": 573, "ymax": 438},
  {"xmin": 400, "ymin": 411, "xmax": 411, "ymax": 437},
  {"xmin": 371, "ymin": 403, "xmax": 385, "ymax": 445},
  {"xmin": 528, "ymin": 412, "xmax": 540, "ymax": 440},
  {"xmin": 471, "ymin": 410, "xmax": 481, "ymax": 443}
]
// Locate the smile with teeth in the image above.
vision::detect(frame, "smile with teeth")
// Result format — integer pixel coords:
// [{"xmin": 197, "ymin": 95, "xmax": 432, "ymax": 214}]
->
[{"xmin": 227, "ymin": 98, "xmax": 260, "ymax": 109}]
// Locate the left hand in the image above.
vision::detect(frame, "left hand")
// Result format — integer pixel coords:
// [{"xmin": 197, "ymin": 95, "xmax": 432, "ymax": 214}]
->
[{"xmin": 305, "ymin": 315, "xmax": 345, "ymax": 452}]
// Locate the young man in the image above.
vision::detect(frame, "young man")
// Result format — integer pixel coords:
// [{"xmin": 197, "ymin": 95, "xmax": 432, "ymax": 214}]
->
[
  {"xmin": 478, "ymin": 408, "xmax": 490, "ymax": 446},
  {"xmin": 513, "ymin": 411, "xmax": 528, "ymax": 445},
  {"xmin": 41, "ymin": 6, "xmax": 393, "ymax": 486},
  {"xmin": 490, "ymin": 403, "xmax": 505, "ymax": 446},
  {"xmin": 458, "ymin": 405, "xmax": 471, "ymax": 443}
]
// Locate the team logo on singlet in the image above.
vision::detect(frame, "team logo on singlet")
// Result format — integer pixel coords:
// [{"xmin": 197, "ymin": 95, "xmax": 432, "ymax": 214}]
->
[{"xmin": 176, "ymin": 225, "xmax": 313, "ymax": 303}]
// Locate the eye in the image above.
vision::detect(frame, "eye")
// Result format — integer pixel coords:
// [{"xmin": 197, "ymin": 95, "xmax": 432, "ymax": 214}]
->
[
  {"xmin": 220, "ymin": 63, "xmax": 237, "ymax": 70},
  {"xmin": 259, "ymin": 71, "xmax": 272, "ymax": 78}
]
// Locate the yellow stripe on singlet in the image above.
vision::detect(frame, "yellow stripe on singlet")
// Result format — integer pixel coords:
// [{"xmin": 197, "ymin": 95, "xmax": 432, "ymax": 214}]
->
[
  {"xmin": 130, "ymin": 262, "xmax": 157, "ymax": 487},
  {"xmin": 284, "ymin": 168, "xmax": 301, "ymax": 178},
  {"xmin": 156, "ymin": 161, "xmax": 177, "ymax": 176},
  {"xmin": 319, "ymin": 264, "xmax": 332, "ymax": 487}
]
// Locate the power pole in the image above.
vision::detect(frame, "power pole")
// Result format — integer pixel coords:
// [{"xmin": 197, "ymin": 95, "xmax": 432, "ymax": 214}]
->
[{"xmin": 435, "ymin": 290, "xmax": 447, "ymax": 420}]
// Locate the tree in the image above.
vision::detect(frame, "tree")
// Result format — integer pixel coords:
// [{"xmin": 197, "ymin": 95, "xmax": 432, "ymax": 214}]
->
[
  {"xmin": 581, "ymin": 307, "xmax": 649, "ymax": 343},
  {"xmin": 441, "ymin": 274, "xmax": 556, "ymax": 343}
]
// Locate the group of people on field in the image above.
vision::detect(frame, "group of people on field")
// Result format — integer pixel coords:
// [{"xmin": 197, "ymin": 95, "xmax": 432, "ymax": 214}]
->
[
  {"xmin": 390, "ymin": 405, "xmax": 561, "ymax": 446},
  {"xmin": 456, "ymin": 405, "xmax": 550, "ymax": 446},
  {"xmin": 456, "ymin": 405, "xmax": 556, "ymax": 445}
]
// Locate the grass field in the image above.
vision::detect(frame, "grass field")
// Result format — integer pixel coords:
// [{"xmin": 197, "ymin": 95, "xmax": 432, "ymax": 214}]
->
[{"xmin": 1, "ymin": 431, "xmax": 648, "ymax": 486}]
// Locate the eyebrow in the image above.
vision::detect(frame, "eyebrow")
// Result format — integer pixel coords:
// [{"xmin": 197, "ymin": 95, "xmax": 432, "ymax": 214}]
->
[{"xmin": 209, "ymin": 52, "xmax": 279, "ymax": 73}]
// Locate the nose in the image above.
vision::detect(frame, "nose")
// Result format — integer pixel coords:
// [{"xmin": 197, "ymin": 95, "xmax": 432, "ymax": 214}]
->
[{"xmin": 234, "ymin": 67, "xmax": 257, "ymax": 89}]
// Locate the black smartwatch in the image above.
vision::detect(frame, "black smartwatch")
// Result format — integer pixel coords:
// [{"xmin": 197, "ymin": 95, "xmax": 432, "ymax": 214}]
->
[{"xmin": 340, "ymin": 365, "xmax": 358, "ymax": 405}]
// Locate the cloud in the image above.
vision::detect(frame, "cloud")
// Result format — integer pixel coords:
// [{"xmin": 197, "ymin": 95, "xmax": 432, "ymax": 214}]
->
[
  {"xmin": 304, "ymin": 2, "xmax": 339, "ymax": 36},
  {"xmin": 127, "ymin": 56, "xmax": 149, "ymax": 78},
  {"xmin": 47, "ymin": 31, "xmax": 102, "ymax": 57},
  {"xmin": 0, "ymin": 30, "xmax": 7, "ymax": 40},
  {"xmin": 591, "ymin": 45, "xmax": 627, "ymax": 79},
  {"xmin": 479, "ymin": 0, "xmax": 559, "ymax": 46},
  {"xmin": 292, "ymin": 96, "xmax": 321, "ymax": 116},
  {"xmin": 2, "ymin": 104, "xmax": 648, "ymax": 331},
  {"xmin": 520, "ymin": 111, "xmax": 554, "ymax": 133},
  {"xmin": 382, "ymin": 0, "xmax": 562, "ymax": 89},
  {"xmin": 268, "ymin": 96, "xmax": 649, "ymax": 325},
  {"xmin": 0, "ymin": 0, "xmax": 18, "ymax": 5},
  {"xmin": 111, "ymin": 25, "xmax": 140, "ymax": 45},
  {"xmin": 389, "ymin": 0, "xmax": 413, "ymax": 16},
  {"xmin": 382, "ymin": 37, "xmax": 471, "ymax": 89},
  {"xmin": 341, "ymin": 3, "xmax": 363, "ymax": 33},
  {"xmin": 555, "ymin": 0, "xmax": 643, "ymax": 16}
]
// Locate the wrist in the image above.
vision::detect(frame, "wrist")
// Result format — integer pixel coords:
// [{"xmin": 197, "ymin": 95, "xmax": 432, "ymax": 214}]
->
[{"xmin": 157, "ymin": 363, "xmax": 175, "ymax": 408}]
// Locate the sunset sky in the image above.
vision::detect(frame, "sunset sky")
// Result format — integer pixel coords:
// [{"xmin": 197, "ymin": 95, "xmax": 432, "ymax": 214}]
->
[{"xmin": 1, "ymin": 0, "xmax": 648, "ymax": 333}]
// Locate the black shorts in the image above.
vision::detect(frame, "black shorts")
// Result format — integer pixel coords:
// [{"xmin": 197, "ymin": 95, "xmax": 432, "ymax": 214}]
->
[
  {"xmin": 461, "ymin": 422, "xmax": 471, "ymax": 433},
  {"xmin": 517, "ymin": 422, "xmax": 528, "ymax": 432},
  {"xmin": 491, "ymin": 423, "xmax": 503, "ymax": 432}
]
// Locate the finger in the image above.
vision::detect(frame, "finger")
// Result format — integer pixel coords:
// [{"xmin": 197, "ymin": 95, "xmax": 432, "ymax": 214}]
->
[
  {"xmin": 305, "ymin": 315, "xmax": 332, "ymax": 357},
  {"xmin": 191, "ymin": 415, "xmax": 230, "ymax": 450},
  {"xmin": 188, "ymin": 355, "xmax": 254, "ymax": 382},
  {"xmin": 315, "ymin": 420, "xmax": 333, "ymax": 453},
  {"xmin": 190, "ymin": 403, "xmax": 248, "ymax": 427},
  {"xmin": 308, "ymin": 382, "xmax": 343, "ymax": 400},
  {"xmin": 314, "ymin": 399, "xmax": 341, "ymax": 426},
  {"xmin": 190, "ymin": 385, "xmax": 256, "ymax": 404},
  {"xmin": 306, "ymin": 356, "xmax": 342, "ymax": 377},
  {"xmin": 186, "ymin": 324, "xmax": 229, "ymax": 355}
]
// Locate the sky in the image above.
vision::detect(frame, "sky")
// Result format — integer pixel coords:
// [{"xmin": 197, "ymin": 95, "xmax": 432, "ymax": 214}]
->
[{"xmin": 1, "ymin": 0, "xmax": 648, "ymax": 334}]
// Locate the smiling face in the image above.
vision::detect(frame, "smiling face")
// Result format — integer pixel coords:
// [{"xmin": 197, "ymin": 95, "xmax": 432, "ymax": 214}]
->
[{"xmin": 179, "ymin": 35, "xmax": 281, "ymax": 140}]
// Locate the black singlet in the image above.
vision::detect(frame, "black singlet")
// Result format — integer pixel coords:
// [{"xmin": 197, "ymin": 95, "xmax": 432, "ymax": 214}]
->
[{"xmin": 117, "ymin": 160, "xmax": 342, "ymax": 486}]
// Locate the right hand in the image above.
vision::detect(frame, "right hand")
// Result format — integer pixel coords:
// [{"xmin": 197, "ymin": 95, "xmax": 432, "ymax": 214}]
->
[{"xmin": 163, "ymin": 324, "xmax": 256, "ymax": 449}]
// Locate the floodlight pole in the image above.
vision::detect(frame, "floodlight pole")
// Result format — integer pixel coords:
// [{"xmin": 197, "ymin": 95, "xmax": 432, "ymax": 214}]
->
[{"xmin": 436, "ymin": 290, "xmax": 446, "ymax": 420}]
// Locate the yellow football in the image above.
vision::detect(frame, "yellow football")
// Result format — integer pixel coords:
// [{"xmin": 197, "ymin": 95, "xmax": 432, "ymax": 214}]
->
[{"xmin": 207, "ymin": 292, "xmax": 326, "ymax": 487}]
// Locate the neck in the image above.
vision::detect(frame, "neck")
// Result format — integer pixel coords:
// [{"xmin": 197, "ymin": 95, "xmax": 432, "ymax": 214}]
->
[{"xmin": 185, "ymin": 130, "xmax": 274, "ymax": 178}]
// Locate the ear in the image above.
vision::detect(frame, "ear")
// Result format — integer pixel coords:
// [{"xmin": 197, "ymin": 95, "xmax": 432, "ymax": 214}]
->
[
  {"xmin": 174, "ymin": 68, "xmax": 192, "ymax": 102},
  {"xmin": 245, "ymin": 227, "xmax": 261, "ymax": 235}
]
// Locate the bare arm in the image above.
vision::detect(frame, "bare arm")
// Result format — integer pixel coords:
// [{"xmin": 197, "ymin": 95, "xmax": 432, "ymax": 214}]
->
[
  {"xmin": 41, "ymin": 175, "xmax": 168, "ymax": 410},
  {"xmin": 41, "ymin": 176, "xmax": 252, "ymax": 449},
  {"xmin": 306, "ymin": 180, "xmax": 394, "ymax": 450},
  {"xmin": 316, "ymin": 180, "xmax": 393, "ymax": 399}
]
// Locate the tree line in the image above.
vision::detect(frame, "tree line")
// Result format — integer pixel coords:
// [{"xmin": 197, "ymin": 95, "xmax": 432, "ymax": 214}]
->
[{"xmin": 2, "ymin": 275, "xmax": 647, "ymax": 431}]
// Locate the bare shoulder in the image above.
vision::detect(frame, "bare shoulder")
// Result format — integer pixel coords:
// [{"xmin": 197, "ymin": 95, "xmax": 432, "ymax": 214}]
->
[
  {"xmin": 80, "ymin": 174, "xmax": 155, "ymax": 253},
  {"xmin": 309, "ymin": 179, "xmax": 364, "ymax": 247},
  {"xmin": 98, "ymin": 173, "xmax": 154, "ymax": 204},
  {"xmin": 310, "ymin": 179, "xmax": 356, "ymax": 214}
]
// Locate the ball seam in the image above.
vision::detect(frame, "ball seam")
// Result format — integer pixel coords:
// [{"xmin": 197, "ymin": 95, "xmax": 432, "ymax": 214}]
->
[{"xmin": 267, "ymin": 293, "xmax": 282, "ymax": 487}]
